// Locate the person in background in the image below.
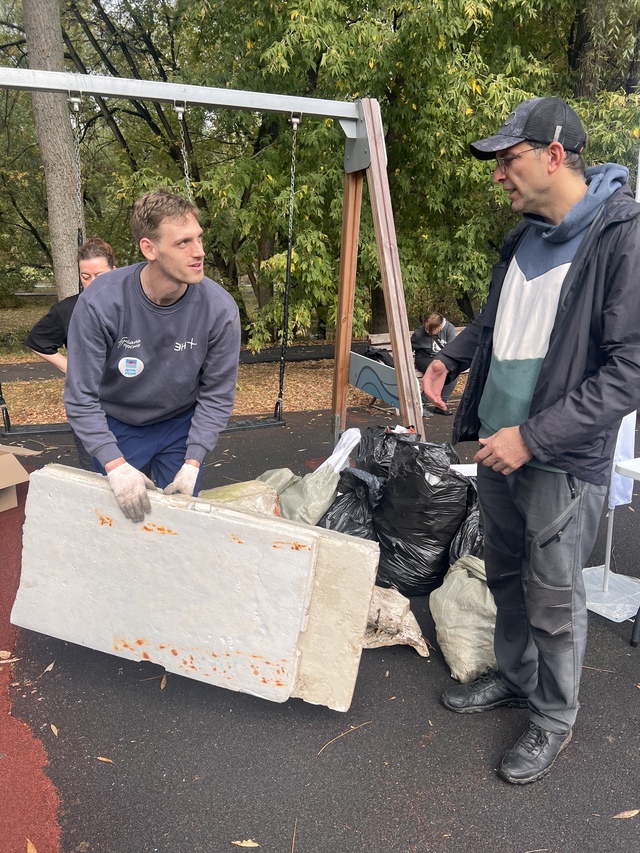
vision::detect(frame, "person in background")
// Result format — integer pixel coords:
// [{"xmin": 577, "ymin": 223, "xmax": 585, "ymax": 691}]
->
[
  {"xmin": 64, "ymin": 189, "xmax": 241, "ymax": 523},
  {"xmin": 411, "ymin": 312, "xmax": 457, "ymax": 415},
  {"xmin": 25, "ymin": 237, "xmax": 118, "ymax": 469},
  {"xmin": 423, "ymin": 96, "xmax": 640, "ymax": 784}
]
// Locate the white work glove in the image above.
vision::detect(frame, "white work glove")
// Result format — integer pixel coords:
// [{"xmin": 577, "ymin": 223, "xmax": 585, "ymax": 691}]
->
[
  {"xmin": 106, "ymin": 462, "xmax": 156, "ymax": 523},
  {"xmin": 164, "ymin": 463, "xmax": 200, "ymax": 497}
]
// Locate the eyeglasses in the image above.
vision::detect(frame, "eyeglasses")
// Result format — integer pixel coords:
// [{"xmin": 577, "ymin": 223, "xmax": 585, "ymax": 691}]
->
[{"xmin": 495, "ymin": 146, "xmax": 539, "ymax": 171}]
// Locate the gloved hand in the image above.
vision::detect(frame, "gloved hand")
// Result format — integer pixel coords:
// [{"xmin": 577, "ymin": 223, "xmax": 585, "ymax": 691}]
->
[
  {"xmin": 106, "ymin": 462, "xmax": 156, "ymax": 523},
  {"xmin": 164, "ymin": 462, "xmax": 200, "ymax": 497}
]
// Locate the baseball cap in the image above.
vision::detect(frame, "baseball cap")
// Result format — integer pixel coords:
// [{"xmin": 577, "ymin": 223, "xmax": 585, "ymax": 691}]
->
[{"xmin": 470, "ymin": 97, "xmax": 587, "ymax": 160}]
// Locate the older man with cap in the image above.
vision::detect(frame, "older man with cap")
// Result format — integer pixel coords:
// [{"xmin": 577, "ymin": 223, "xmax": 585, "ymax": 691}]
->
[{"xmin": 423, "ymin": 96, "xmax": 640, "ymax": 783}]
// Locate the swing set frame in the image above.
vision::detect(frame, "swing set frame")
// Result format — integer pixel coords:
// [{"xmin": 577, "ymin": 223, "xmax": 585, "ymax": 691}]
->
[{"xmin": 0, "ymin": 67, "xmax": 424, "ymax": 442}]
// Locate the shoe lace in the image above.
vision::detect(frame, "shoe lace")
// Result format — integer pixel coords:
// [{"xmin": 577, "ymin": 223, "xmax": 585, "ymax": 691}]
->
[
  {"xmin": 476, "ymin": 670, "xmax": 499, "ymax": 686},
  {"xmin": 518, "ymin": 722, "xmax": 547, "ymax": 754}
]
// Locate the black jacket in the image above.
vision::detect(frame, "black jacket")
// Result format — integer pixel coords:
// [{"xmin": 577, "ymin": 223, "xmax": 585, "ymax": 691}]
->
[
  {"xmin": 437, "ymin": 184, "xmax": 640, "ymax": 485},
  {"xmin": 24, "ymin": 293, "xmax": 79, "ymax": 354}
]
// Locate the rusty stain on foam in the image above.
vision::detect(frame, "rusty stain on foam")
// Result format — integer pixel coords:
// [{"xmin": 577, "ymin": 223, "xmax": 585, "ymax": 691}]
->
[
  {"xmin": 230, "ymin": 534, "xmax": 244, "ymax": 544},
  {"xmin": 272, "ymin": 540, "xmax": 312, "ymax": 551},
  {"xmin": 112, "ymin": 639, "xmax": 291, "ymax": 688},
  {"xmin": 141, "ymin": 522, "xmax": 178, "ymax": 535},
  {"xmin": 94, "ymin": 510, "xmax": 113, "ymax": 526}
]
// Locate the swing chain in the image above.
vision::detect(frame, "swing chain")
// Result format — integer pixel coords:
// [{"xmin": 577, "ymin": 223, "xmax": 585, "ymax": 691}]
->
[
  {"xmin": 287, "ymin": 115, "xmax": 300, "ymax": 254},
  {"xmin": 68, "ymin": 94, "xmax": 83, "ymax": 247},
  {"xmin": 174, "ymin": 102, "xmax": 193, "ymax": 203}
]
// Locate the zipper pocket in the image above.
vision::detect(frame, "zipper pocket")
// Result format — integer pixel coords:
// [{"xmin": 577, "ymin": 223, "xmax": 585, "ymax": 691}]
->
[
  {"xmin": 566, "ymin": 474, "xmax": 576, "ymax": 500},
  {"xmin": 540, "ymin": 516, "xmax": 574, "ymax": 549}
]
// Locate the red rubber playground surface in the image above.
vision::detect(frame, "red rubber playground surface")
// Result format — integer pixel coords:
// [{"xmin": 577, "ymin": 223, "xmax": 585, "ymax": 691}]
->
[{"xmin": 0, "ymin": 480, "xmax": 61, "ymax": 853}]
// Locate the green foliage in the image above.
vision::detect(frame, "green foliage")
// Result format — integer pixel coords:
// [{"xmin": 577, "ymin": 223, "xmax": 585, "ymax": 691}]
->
[{"xmin": 1, "ymin": 0, "xmax": 640, "ymax": 339}]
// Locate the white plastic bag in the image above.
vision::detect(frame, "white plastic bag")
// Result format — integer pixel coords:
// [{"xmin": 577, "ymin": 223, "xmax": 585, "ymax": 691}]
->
[
  {"xmin": 258, "ymin": 466, "xmax": 339, "ymax": 526},
  {"xmin": 256, "ymin": 429, "xmax": 361, "ymax": 526},
  {"xmin": 429, "ymin": 555, "xmax": 497, "ymax": 682},
  {"xmin": 198, "ymin": 481, "xmax": 280, "ymax": 515}
]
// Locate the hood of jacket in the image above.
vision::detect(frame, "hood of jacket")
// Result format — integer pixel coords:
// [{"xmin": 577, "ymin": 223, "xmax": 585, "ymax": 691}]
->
[{"xmin": 523, "ymin": 162, "xmax": 630, "ymax": 243}]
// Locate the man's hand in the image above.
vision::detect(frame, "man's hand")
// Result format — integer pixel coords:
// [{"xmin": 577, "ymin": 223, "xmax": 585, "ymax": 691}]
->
[
  {"xmin": 164, "ymin": 461, "xmax": 200, "ymax": 496},
  {"xmin": 106, "ymin": 461, "xmax": 156, "ymax": 522},
  {"xmin": 423, "ymin": 360, "xmax": 449, "ymax": 411},
  {"xmin": 474, "ymin": 426, "xmax": 533, "ymax": 475}
]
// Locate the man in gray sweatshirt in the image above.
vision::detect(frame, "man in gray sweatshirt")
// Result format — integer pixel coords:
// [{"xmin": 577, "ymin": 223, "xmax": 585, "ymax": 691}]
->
[{"xmin": 64, "ymin": 189, "xmax": 240, "ymax": 523}]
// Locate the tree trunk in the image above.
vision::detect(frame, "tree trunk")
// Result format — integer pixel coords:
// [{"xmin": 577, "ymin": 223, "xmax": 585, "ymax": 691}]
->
[
  {"xmin": 370, "ymin": 284, "xmax": 389, "ymax": 334},
  {"xmin": 23, "ymin": 0, "xmax": 80, "ymax": 299},
  {"xmin": 456, "ymin": 291, "xmax": 476, "ymax": 323},
  {"xmin": 255, "ymin": 232, "xmax": 275, "ymax": 311}
]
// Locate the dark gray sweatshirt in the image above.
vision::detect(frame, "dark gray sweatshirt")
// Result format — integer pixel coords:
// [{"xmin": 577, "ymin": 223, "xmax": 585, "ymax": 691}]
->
[{"xmin": 64, "ymin": 263, "xmax": 240, "ymax": 467}]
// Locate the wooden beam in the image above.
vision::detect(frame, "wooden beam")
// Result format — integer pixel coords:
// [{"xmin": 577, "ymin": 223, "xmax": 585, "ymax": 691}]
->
[
  {"xmin": 362, "ymin": 99, "xmax": 424, "ymax": 436},
  {"xmin": 332, "ymin": 169, "xmax": 364, "ymax": 436}
]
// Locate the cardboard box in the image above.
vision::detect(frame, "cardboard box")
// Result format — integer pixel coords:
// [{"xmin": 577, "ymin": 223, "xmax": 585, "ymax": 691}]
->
[{"xmin": 0, "ymin": 449, "xmax": 31, "ymax": 512}]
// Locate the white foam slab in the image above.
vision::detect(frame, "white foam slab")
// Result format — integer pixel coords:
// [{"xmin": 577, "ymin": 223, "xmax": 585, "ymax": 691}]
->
[{"xmin": 12, "ymin": 465, "xmax": 379, "ymax": 711}]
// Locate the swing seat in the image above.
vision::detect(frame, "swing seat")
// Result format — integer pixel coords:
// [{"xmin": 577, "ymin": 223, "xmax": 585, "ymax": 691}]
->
[
  {"xmin": 0, "ymin": 382, "xmax": 285, "ymax": 438},
  {"xmin": 1, "ymin": 417, "xmax": 283, "ymax": 438},
  {"xmin": 1, "ymin": 422, "xmax": 71, "ymax": 437}
]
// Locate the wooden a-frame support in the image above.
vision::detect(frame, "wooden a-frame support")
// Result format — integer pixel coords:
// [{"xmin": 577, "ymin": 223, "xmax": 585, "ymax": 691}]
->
[
  {"xmin": 0, "ymin": 70, "xmax": 424, "ymax": 439},
  {"xmin": 332, "ymin": 99, "xmax": 423, "ymax": 439}
]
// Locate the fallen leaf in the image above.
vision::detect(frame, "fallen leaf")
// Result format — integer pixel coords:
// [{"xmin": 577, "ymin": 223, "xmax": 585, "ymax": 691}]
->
[
  {"xmin": 160, "ymin": 674, "xmax": 167, "ymax": 690},
  {"xmin": 0, "ymin": 657, "xmax": 20, "ymax": 665},
  {"xmin": 231, "ymin": 842, "xmax": 261, "ymax": 848},
  {"xmin": 27, "ymin": 840, "xmax": 38, "ymax": 853},
  {"xmin": 50, "ymin": 724, "xmax": 58, "ymax": 737},
  {"xmin": 613, "ymin": 809, "xmax": 639, "ymax": 819},
  {"xmin": 0, "ymin": 650, "xmax": 11, "ymax": 659},
  {"xmin": 95, "ymin": 756, "xmax": 114, "ymax": 764},
  {"xmin": 36, "ymin": 661, "xmax": 55, "ymax": 680}
]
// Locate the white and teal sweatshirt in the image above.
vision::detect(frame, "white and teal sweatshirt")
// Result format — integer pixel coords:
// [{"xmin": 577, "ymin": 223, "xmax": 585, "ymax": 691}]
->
[{"xmin": 478, "ymin": 163, "xmax": 629, "ymax": 467}]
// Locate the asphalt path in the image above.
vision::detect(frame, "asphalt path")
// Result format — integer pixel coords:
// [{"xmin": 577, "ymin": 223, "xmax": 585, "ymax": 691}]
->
[{"xmin": 1, "ymin": 405, "xmax": 639, "ymax": 853}]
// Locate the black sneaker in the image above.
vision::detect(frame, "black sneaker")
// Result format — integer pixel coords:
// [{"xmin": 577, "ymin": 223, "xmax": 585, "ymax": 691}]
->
[
  {"xmin": 433, "ymin": 406, "xmax": 453, "ymax": 416},
  {"xmin": 498, "ymin": 722, "xmax": 572, "ymax": 784},
  {"xmin": 442, "ymin": 671, "xmax": 528, "ymax": 714}
]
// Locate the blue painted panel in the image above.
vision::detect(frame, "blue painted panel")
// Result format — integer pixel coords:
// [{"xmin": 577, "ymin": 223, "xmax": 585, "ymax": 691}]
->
[{"xmin": 349, "ymin": 352, "xmax": 400, "ymax": 408}]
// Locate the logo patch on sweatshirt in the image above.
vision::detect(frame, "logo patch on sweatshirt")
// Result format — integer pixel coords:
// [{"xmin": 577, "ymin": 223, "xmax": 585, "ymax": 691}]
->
[{"xmin": 119, "ymin": 357, "xmax": 144, "ymax": 377}]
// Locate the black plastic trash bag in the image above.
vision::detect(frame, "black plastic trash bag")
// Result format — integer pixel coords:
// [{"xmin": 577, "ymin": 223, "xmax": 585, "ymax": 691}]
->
[
  {"xmin": 449, "ymin": 482, "xmax": 484, "ymax": 564},
  {"xmin": 316, "ymin": 467, "xmax": 384, "ymax": 540},
  {"xmin": 374, "ymin": 441, "xmax": 471, "ymax": 596},
  {"xmin": 355, "ymin": 426, "xmax": 418, "ymax": 480},
  {"xmin": 364, "ymin": 345, "xmax": 394, "ymax": 367}
]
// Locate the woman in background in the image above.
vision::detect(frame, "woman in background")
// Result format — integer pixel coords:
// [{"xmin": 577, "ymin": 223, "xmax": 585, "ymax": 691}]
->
[{"xmin": 25, "ymin": 237, "xmax": 117, "ymax": 467}]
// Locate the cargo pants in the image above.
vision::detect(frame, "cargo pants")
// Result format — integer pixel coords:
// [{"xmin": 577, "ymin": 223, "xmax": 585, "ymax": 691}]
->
[{"xmin": 477, "ymin": 464, "xmax": 607, "ymax": 733}]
